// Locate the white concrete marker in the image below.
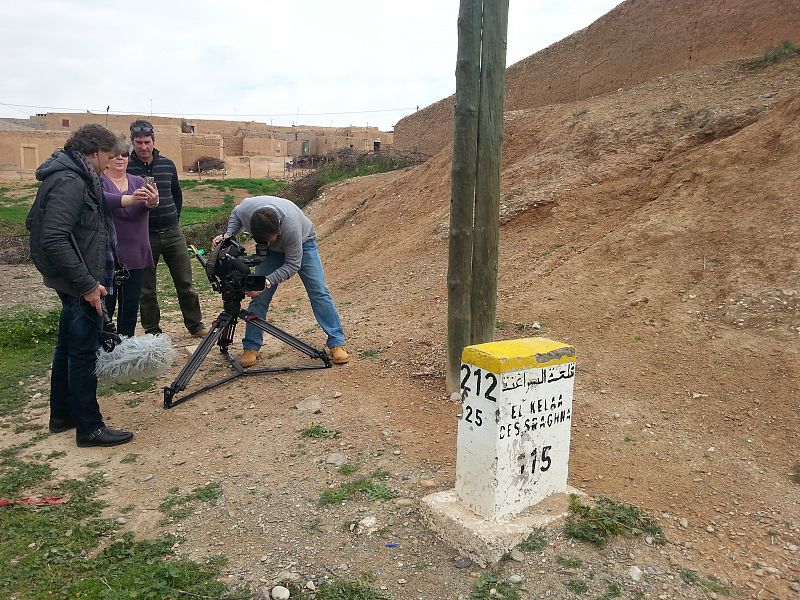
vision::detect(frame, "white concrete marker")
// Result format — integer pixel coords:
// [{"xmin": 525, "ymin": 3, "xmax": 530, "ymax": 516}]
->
[
  {"xmin": 456, "ymin": 337, "xmax": 576, "ymax": 520},
  {"xmin": 422, "ymin": 337, "xmax": 579, "ymax": 564}
]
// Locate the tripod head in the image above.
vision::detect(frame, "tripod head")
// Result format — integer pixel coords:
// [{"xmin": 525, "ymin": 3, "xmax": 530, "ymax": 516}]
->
[{"xmin": 189, "ymin": 239, "xmax": 268, "ymax": 314}]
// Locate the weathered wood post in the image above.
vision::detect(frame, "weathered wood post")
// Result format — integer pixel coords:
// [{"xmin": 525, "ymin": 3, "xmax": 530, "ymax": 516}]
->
[
  {"xmin": 471, "ymin": 0, "xmax": 509, "ymax": 344},
  {"xmin": 447, "ymin": 0, "xmax": 482, "ymax": 392}
]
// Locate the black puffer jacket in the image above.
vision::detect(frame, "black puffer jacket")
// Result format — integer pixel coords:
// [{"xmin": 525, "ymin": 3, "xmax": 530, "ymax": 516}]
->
[{"xmin": 26, "ymin": 152, "xmax": 114, "ymax": 297}]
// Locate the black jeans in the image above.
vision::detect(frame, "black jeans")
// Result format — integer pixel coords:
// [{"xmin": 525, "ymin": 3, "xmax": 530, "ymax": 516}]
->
[
  {"xmin": 50, "ymin": 292, "xmax": 104, "ymax": 435},
  {"xmin": 104, "ymin": 268, "xmax": 144, "ymax": 337}
]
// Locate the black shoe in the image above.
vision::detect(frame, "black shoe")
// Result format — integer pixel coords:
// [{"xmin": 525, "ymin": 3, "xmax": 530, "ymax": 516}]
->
[
  {"xmin": 49, "ymin": 417, "xmax": 76, "ymax": 433},
  {"xmin": 144, "ymin": 327, "xmax": 163, "ymax": 335},
  {"xmin": 76, "ymin": 427, "xmax": 134, "ymax": 447}
]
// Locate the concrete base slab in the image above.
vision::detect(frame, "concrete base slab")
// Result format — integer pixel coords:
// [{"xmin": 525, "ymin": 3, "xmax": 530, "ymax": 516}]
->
[{"xmin": 420, "ymin": 486, "xmax": 584, "ymax": 566}]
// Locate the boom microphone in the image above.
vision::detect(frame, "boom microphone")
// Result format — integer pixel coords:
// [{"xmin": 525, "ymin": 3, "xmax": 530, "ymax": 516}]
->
[{"xmin": 94, "ymin": 313, "xmax": 177, "ymax": 382}]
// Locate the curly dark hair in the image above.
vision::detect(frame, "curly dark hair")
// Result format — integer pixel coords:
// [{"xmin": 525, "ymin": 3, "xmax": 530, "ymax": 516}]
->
[{"xmin": 63, "ymin": 124, "xmax": 117, "ymax": 155}]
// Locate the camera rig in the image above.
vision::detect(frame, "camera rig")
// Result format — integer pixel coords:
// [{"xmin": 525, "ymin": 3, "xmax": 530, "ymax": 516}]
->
[{"xmin": 163, "ymin": 238, "xmax": 331, "ymax": 408}]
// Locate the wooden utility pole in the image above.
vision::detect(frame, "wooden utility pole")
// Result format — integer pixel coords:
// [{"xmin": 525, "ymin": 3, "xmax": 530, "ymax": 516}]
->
[
  {"xmin": 446, "ymin": 0, "xmax": 510, "ymax": 391},
  {"xmin": 446, "ymin": 0, "xmax": 482, "ymax": 393},
  {"xmin": 471, "ymin": 0, "xmax": 509, "ymax": 344}
]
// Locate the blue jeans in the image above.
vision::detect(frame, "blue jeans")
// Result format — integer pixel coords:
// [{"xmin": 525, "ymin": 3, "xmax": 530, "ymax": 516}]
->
[
  {"xmin": 104, "ymin": 268, "xmax": 144, "ymax": 337},
  {"xmin": 243, "ymin": 239, "xmax": 345, "ymax": 351},
  {"xmin": 50, "ymin": 293, "xmax": 104, "ymax": 435}
]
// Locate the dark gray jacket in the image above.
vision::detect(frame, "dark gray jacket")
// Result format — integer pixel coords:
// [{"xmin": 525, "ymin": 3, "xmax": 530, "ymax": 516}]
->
[{"xmin": 26, "ymin": 151, "xmax": 114, "ymax": 298}]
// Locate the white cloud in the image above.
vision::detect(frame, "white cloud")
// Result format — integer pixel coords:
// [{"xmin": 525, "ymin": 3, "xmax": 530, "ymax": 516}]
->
[{"xmin": 0, "ymin": 1, "xmax": 621, "ymax": 130}]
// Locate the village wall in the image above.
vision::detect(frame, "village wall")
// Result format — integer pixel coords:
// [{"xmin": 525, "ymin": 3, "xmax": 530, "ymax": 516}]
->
[
  {"xmin": 0, "ymin": 130, "xmax": 69, "ymax": 172},
  {"xmin": 179, "ymin": 134, "xmax": 223, "ymax": 171}
]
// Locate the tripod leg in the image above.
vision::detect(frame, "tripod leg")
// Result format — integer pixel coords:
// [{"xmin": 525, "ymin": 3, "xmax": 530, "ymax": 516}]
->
[
  {"xmin": 241, "ymin": 310, "xmax": 332, "ymax": 366},
  {"xmin": 164, "ymin": 312, "xmax": 234, "ymax": 408}
]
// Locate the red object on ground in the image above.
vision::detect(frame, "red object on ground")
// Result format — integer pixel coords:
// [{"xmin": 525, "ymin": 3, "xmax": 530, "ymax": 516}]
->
[{"xmin": 0, "ymin": 496, "xmax": 66, "ymax": 507}]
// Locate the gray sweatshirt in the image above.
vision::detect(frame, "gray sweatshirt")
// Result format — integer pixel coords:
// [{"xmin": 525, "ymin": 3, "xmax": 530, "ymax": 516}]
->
[{"xmin": 225, "ymin": 196, "xmax": 316, "ymax": 285}]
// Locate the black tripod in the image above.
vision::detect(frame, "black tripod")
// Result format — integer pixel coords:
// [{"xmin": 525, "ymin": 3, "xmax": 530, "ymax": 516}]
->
[{"xmin": 163, "ymin": 294, "xmax": 331, "ymax": 408}]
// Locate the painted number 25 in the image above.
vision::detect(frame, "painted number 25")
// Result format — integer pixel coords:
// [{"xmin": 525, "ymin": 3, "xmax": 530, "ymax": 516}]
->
[{"xmin": 460, "ymin": 364, "xmax": 498, "ymax": 402}]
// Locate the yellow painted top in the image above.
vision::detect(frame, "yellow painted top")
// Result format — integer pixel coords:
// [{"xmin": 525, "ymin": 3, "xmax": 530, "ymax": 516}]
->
[{"xmin": 461, "ymin": 337, "xmax": 576, "ymax": 374}]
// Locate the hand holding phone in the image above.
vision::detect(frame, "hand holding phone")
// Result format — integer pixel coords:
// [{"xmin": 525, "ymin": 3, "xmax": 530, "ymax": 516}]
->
[{"xmin": 144, "ymin": 176, "xmax": 155, "ymax": 186}]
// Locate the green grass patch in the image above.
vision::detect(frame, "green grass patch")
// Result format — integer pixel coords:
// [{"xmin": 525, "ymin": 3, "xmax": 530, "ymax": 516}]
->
[
  {"xmin": 679, "ymin": 569, "xmax": 734, "ymax": 595},
  {"xmin": 792, "ymin": 463, "xmax": 800, "ymax": 484},
  {"xmin": 314, "ymin": 577, "xmax": 389, "ymax": 600},
  {"xmin": 602, "ymin": 582, "xmax": 622, "ymax": 598},
  {"xmin": 319, "ymin": 472, "xmax": 396, "ymax": 506},
  {"xmin": 517, "ymin": 528, "xmax": 547, "ymax": 552},
  {"xmin": 556, "ymin": 555, "xmax": 583, "ymax": 568},
  {"xmin": 181, "ymin": 177, "xmax": 285, "ymax": 196},
  {"xmin": 338, "ymin": 464, "xmax": 358, "ymax": 475},
  {"xmin": 159, "ymin": 482, "xmax": 223, "ymax": 522},
  {"xmin": 0, "ymin": 308, "xmax": 60, "ymax": 416},
  {"xmin": 301, "ymin": 424, "xmax": 340, "ymax": 439},
  {"xmin": 468, "ymin": 569, "xmax": 521, "ymax": 600},
  {"xmin": 564, "ymin": 494, "xmax": 665, "ymax": 546},
  {"xmin": 359, "ymin": 348, "xmax": 384, "ymax": 359},
  {"xmin": 1, "ymin": 467, "xmax": 239, "ymax": 599},
  {"xmin": 566, "ymin": 579, "xmax": 589, "ymax": 594},
  {"xmin": 747, "ymin": 40, "xmax": 799, "ymax": 69},
  {"xmin": 120, "ymin": 453, "xmax": 139, "ymax": 464}
]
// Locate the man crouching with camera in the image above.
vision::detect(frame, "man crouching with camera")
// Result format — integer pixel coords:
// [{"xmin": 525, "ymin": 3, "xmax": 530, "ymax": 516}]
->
[{"xmin": 212, "ymin": 196, "xmax": 350, "ymax": 366}]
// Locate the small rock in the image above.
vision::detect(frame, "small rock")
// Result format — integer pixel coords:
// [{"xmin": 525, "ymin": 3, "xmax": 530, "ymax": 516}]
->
[
  {"xmin": 706, "ymin": 526, "xmax": 715, "ymax": 533},
  {"xmin": 449, "ymin": 391, "xmax": 462, "ymax": 403},
  {"xmin": 295, "ymin": 395, "xmax": 321, "ymax": 413},
  {"xmin": 679, "ymin": 518, "xmax": 689, "ymax": 528},
  {"xmin": 645, "ymin": 536, "xmax": 653, "ymax": 545},
  {"xmin": 326, "ymin": 453, "xmax": 347, "ymax": 466},
  {"xmin": 116, "ymin": 517, "xmax": 128, "ymax": 525},
  {"xmin": 393, "ymin": 450, "xmax": 401, "ymax": 455},
  {"xmin": 397, "ymin": 578, "xmax": 407, "ymax": 585},
  {"xmin": 185, "ymin": 345, "xmax": 198, "ymax": 356},
  {"xmin": 358, "ymin": 516, "xmax": 377, "ymax": 534},
  {"xmin": 707, "ymin": 447, "xmax": 716, "ymax": 453},
  {"xmin": 333, "ymin": 391, "xmax": 342, "ymax": 398},
  {"xmin": 691, "ymin": 392, "xmax": 708, "ymax": 399},
  {"xmin": 509, "ymin": 549, "xmax": 525, "ymax": 562},
  {"xmin": 305, "ymin": 580, "xmax": 316, "ymax": 591},
  {"xmin": 420, "ymin": 479, "xmax": 437, "ymax": 487},
  {"xmin": 395, "ymin": 498, "xmax": 414, "ymax": 507},
  {"xmin": 253, "ymin": 586, "xmax": 271, "ymax": 600},
  {"xmin": 141, "ymin": 474, "xmax": 155, "ymax": 483},
  {"xmin": 789, "ymin": 581, "xmax": 800, "ymax": 592},
  {"xmin": 275, "ymin": 571, "xmax": 302, "ymax": 583},
  {"xmin": 760, "ymin": 91, "xmax": 777, "ymax": 99},
  {"xmin": 628, "ymin": 566, "xmax": 643, "ymax": 582},
  {"xmin": 508, "ymin": 575, "xmax": 523, "ymax": 584},
  {"xmin": 454, "ymin": 556, "xmax": 473, "ymax": 569},
  {"xmin": 271, "ymin": 586, "xmax": 290, "ymax": 600}
]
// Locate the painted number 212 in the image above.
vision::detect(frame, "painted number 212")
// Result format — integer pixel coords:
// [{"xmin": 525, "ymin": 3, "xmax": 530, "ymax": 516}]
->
[{"xmin": 460, "ymin": 365, "xmax": 498, "ymax": 402}]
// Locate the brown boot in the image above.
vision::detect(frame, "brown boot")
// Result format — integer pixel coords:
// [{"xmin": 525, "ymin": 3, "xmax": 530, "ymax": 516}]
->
[
  {"xmin": 239, "ymin": 349, "xmax": 261, "ymax": 368},
  {"xmin": 328, "ymin": 346, "xmax": 350, "ymax": 365}
]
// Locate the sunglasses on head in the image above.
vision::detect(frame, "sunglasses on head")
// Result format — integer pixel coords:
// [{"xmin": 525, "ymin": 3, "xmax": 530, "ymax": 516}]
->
[{"xmin": 130, "ymin": 125, "xmax": 154, "ymax": 135}]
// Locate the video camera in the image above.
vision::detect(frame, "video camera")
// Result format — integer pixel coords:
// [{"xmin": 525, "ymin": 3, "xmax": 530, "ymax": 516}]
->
[{"xmin": 189, "ymin": 239, "xmax": 269, "ymax": 311}]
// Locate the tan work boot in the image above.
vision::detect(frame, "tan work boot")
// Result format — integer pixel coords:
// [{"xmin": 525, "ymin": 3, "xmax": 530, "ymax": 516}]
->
[
  {"xmin": 328, "ymin": 346, "xmax": 350, "ymax": 365},
  {"xmin": 239, "ymin": 349, "xmax": 261, "ymax": 368}
]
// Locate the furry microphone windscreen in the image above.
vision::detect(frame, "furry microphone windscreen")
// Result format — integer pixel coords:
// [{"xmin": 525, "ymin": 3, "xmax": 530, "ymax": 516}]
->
[{"xmin": 95, "ymin": 334, "xmax": 177, "ymax": 383}]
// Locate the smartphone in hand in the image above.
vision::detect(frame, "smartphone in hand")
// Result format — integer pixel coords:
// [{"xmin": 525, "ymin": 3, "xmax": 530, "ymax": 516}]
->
[{"xmin": 144, "ymin": 176, "xmax": 155, "ymax": 186}]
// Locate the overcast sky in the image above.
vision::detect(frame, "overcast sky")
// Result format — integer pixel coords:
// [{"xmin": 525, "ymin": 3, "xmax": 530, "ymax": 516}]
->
[{"xmin": 0, "ymin": 1, "xmax": 621, "ymax": 131}]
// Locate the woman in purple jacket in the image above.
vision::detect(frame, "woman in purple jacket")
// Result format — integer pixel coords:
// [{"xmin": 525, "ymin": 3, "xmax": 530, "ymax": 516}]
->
[{"xmin": 101, "ymin": 137, "xmax": 159, "ymax": 336}]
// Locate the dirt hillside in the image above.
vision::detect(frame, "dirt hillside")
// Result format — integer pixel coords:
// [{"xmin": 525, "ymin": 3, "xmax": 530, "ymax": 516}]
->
[
  {"xmin": 394, "ymin": 0, "xmax": 800, "ymax": 155},
  {"xmin": 303, "ymin": 54, "xmax": 800, "ymax": 597}
]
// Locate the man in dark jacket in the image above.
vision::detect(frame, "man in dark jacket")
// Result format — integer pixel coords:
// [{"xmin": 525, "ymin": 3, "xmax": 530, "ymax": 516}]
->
[
  {"xmin": 26, "ymin": 124, "xmax": 134, "ymax": 447},
  {"xmin": 126, "ymin": 120, "xmax": 206, "ymax": 337}
]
